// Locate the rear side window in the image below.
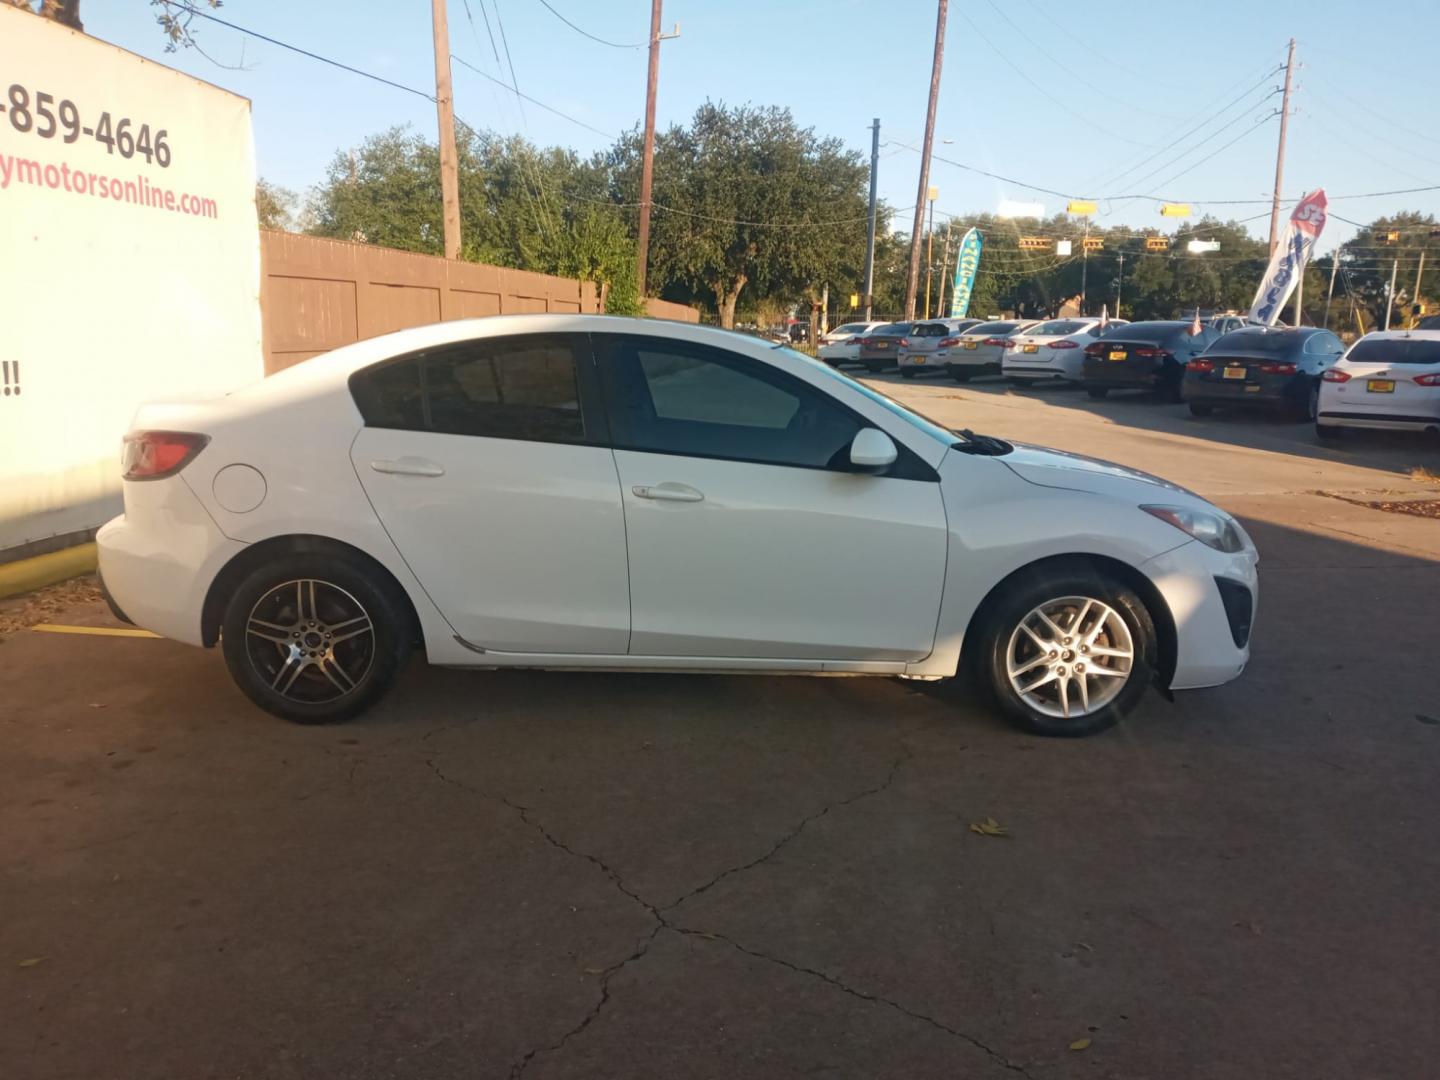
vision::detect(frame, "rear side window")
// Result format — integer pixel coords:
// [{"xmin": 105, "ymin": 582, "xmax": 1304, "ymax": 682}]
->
[
  {"xmin": 1348, "ymin": 338, "xmax": 1440, "ymax": 365},
  {"xmin": 351, "ymin": 334, "xmax": 588, "ymax": 443},
  {"xmin": 914, "ymin": 323, "xmax": 950, "ymax": 337},
  {"xmin": 1028, "ymin": 320, "xmax": 1088, "ymax": 336}
]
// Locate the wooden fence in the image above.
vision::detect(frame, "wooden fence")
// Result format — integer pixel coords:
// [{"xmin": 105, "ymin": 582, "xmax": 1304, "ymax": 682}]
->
[{"xmin": 260, "ymin": 231, "xmax": 603, "ymax": 374}]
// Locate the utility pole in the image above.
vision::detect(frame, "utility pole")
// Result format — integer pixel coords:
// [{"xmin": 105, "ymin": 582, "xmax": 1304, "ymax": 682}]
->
[
  {"xmin": 1268, "ymin": 38, "xmax": 1296, "ymax": 256},
  {"xmin": 863, "ymin": 118, "xmax": 880, "ymax": 322},
  {"xmin": 1413, "ymin": 251, "xmax": 1426, "ymax": 328},
  {"xmin": 904, "ymin": 0, "xmax": 948, "ymax": 320},
  {"xmin": 1116, "ymin": 251, "xmax": 1126, "ymax": 314},
  {"xmin": 431, "ymin": 0, "xmax": 461, "ymax": 260},
  {"xmin": 923, "ymin": 189, "xmax": 937, "ymax": 319},
  {"xmin": 1080, "ymin": 220, "xmax": 1090, "ymax": 314},
  {"xmin": 936, "ymin": 227, "xmax": 953, "ymax": 317},
  {"xmin": 1323, "ymin": 251, "xmax": 1339, "ymax": 329},
  {"xmin": 1384, "ymin": 257, "xmax": 1399, "ymax": 330},
  {"xmin": 635, "ymin": 0, "xmax": 665, "ymax": 300}
]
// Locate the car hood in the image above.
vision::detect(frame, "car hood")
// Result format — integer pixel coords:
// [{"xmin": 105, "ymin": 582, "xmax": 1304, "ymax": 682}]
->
[{"xmin": 1000, "ymin": 442, "xmax": 1213, "ymax": 507}]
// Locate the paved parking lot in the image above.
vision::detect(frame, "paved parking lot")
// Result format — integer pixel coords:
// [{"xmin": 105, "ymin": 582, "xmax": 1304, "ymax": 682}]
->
[{"xmin": 3, "ymin": 376, "xmax": 1438, "ymax": 1079}]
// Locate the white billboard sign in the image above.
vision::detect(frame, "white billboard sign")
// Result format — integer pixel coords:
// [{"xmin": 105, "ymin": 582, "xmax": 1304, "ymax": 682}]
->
[{"xmin": 0, "ymin": 9, "xmax": 262, "ymax": 552}]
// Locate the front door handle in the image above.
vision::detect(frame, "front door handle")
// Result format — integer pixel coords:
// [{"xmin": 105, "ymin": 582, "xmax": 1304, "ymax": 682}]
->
[
  {"xmin": 632, "ymin": 482, "xmax": 704, "ymax": 503},
  {"xmin": 370, "ymin": 457, "xmax": 445, "ymax": 478}
]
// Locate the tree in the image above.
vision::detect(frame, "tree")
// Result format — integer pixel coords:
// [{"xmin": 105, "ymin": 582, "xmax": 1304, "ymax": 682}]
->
[
  {"xmin": 1332, "ymin": 212, "xmax": 1439, "ymax": 333},
  {"xmin": 255, "ymin": 178, "xmax": 297, "ymax": 231},
  {"xmin": 610, "ymin": 103, "xmax": 871, "ymax": 328},
  {"xmin": 5, "ymin": 0, "xmax": 225, "ymax": 47}
]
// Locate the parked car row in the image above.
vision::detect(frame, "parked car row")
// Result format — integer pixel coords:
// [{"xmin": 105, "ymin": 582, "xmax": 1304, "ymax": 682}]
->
[{"xmin": 830, "ymin": 317, "xmax": 1440, "ymax": 439}]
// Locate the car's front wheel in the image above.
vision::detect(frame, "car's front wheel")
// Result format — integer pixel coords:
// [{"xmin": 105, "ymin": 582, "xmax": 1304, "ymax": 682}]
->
[
  {"xmin": 220, "ymin": 553, "xmax": 413, "ymax": 724},
  {"xmin": 977, "ymin": 567, "xmax": 1157, "ymax": 737},
  {"xmin": 1086, "ymin": 386, "xmax": 1109, "ymax": 399}
]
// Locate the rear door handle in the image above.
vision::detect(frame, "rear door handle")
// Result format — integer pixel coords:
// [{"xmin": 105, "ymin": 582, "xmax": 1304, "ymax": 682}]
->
[
  {"xmin": 370, "ymin": 457, "xmax": 445, "ymax": 478},
  {"xmin": 632, "ymin": 482, "xmax": 704, "ymax": 503}
]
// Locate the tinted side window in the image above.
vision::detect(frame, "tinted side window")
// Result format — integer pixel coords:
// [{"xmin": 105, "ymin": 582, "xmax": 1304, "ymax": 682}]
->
[
  {"xmin": 1349, "ymin": 338, "xmax": 1440, "ymax": 366},
  {"xmin": 351, "ymin": 334, "xmax": 588, "ymax": 443},
  {"xmin": 599, "ymin": 337, "xmax": 863, "ymax": 470}
]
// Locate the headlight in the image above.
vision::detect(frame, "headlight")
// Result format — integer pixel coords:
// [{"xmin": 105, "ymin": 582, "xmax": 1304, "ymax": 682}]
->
[{"xmin": 1141, "ymin": 504, "xmax": 1246, "ymax": 553}]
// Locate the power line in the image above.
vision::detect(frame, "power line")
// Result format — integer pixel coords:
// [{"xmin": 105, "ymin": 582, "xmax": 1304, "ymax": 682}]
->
[
  {"xmin": 1133, "ymin": 112, "xmax": 1278, "ymax": 198},
  {"xmin": 1123, "ymin": 102, "xmax": 1279, "ymax": 195},
  {"xmin": 534, "ymin": 0, "xmax": 646, "ymax": 48},
  {"xmin": 452, "ymin": 56, "xmax": 615, "ymax": 137}
]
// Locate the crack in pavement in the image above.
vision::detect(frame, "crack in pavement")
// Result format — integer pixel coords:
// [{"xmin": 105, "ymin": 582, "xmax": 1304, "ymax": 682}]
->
[
  {"xmin": 425, "ymin": 738, "xmax": 1020, "ymax": 1079},
  {"xmin": 668, "ymin": 927, "xmax": 1036, "ymax": 1079}
]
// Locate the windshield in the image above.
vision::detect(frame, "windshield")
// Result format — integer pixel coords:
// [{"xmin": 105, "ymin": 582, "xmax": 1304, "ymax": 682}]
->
[
  {"xmin": 1108, "ymin": 323, "xmax": 1188, "ymax": 343},
  {"xmin": 1026, "ymin": 319, "xmax": 1089, "ymax": 336},
  {"xmin": 1209, "ymin": 330, "xmax": 1301, "ymax": 354},
  {"xmin": 780, "ymin": 348, "xmax": 958, "ymax": 447},
  {"xmin": 1348, "ymin": 337, "xmax": 1440, "ymax": 365}
]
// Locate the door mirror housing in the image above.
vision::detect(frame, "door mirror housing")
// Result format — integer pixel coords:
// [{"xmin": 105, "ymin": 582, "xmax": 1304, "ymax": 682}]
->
[{"xmin": 850, "ymin": 428, "xmax": 898, "ymax": 471}]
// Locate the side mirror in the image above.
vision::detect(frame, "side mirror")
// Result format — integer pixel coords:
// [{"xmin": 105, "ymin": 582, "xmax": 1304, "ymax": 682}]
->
[{"xmin": 850, "ymin": 427, "xmax": 898, "ymax": 471}]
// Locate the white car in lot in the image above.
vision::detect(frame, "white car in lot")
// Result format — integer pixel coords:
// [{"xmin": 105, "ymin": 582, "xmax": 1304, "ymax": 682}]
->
[
  {"xmin": 1316, "ymin": 330, "xmax": 1440, "ymax": 438},
  {"xmin": 98, "ymin": 315, "xmax": 1258, "ymax": 737},
  {"xmin": 1003, "ymin": 317, "xmax": 1129, "ymax": 384},
  {"xmin": 941, "ymin": 320, "xmax": 1039, "ymax": 382},
  {"xmin": 817, "ymin": 321, "xmax": 883, "ymax": 366}
]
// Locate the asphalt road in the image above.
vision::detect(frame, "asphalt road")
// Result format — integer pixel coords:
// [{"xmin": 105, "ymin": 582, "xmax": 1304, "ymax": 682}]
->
[{"xmin": 2, "ymin": 374, "xmax": 1437, "ymax": 1079}]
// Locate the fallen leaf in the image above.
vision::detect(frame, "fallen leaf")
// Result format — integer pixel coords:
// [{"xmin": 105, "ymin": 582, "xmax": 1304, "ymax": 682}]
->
[
  {"xmin": 1069, "ymin": 1038, "xmax": 1091, "ymax": 1051},
  {"xmin": 582, "ymin": 967, "xmax": 606, "ymax": 975},
  {"xmin": 18, "ymin": 957, "xmax": 47, "ymax": 968},
  {"xmin": 969, "ymin": 817, "xmax": 1010, "ymax": 838},
  {"xmin": 88, "ymin": 703, "xmax": 107, "ymax": 709}
]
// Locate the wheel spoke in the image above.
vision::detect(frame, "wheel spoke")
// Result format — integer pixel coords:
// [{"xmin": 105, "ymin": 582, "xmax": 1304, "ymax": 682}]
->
[
  {"xmin": 1069, "ymin": 599, "xmax": 1093, "ymax": 636},
  {"xmin": 247, "ymin": 617, "xmax": 293, "ymax": 643},
  {"xmin": 1008, "ymin": 653, "xmax": 1049, "ymax": 679},
  {"xmin": 271, "ymin": 653, "xmax": 307, "ymax": 694},
  {"xmin": 1088, "ymin": 644, "xmax": 1133, "ymax": 660},
  {"xmin": 1076, "ymin": 672, "xmax": 1090, "ymax": 712},
  {"xmin": 1019, "ymin": 668, "xmax": 1058, "ymax": 695},
  {"xmin": 1087, "ymin": 665, "xmax": 1127, "ymax": 679},
  {"xmin": 1019, "ymin": 622, "xmax": 1050, "ymax": 650},
  {"xmin": 318, "ymin": 656, "xmax": 356, "ymax": 693},
  {"xmin": 329, "ymin": 615, "xmax": 372, "ymax": 645},
  {"xmin": 1057, "ymin": 675, "xmax": 1071, "ymax": 718},
  {"xmin": 1035, "ymin": 609, "xmax": 1068, "ymax": 639}
]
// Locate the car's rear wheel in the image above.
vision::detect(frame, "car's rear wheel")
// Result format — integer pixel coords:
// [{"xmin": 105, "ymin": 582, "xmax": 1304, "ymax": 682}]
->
[
  {"xmin": 900, "ymin": 369, "xmax": 917, "ymax": 379},
  {"xmin": 1188, "ymin": 402, "xmax": 1214, "ymax": 417},
  {"xmin": 951, "ymin": 369, "xmax": 972, "ymax": 383},
  {"xmin": 220, "ymin": 553, "xmax": 412, "ymax": 724},
  {"xmin": 1008, "ymin": 377, "xmax": 1036, "ymax": 386},
  {"xmin": 1294, "ymin": 380, "xmax": 1320, "ymax": 421},
  {"xmin": 1086, "ymin": 386, "xmax": 1109, "ymax": 399},
  {"xmin": 977, "ymin": 568, "xmax": 1156, "ymax": 737}
]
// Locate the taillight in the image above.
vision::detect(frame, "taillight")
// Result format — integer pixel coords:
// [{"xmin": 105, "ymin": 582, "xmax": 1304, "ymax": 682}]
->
[
  {"xmin": 121, "ymin": 431, "xmax": 209, "ymax": 481},
  {"xmin": 898, "ymin": 338, "xmax": 910, "ymax": 347},
  {"xmin": 937, "ymin": 337, "xmax": 959, "ymax": 347},
  {"xmin": 1046, "ymin": 339, "xmax": 1078, "ymax": 349},
  {"xmin": 982, "ymin": 337, "xmax": 1008, "ymax": 347},
  {"xmin": 1322, "ymin": 369, "xmax": 1352, "ymax": 383},
  {"xmin": 1134, "ymin": 346, "xmax": 1160, "ymax": 358},
  {"xmin": 1084, "ymin": 343, "xmax": 1106, "ymax": 357},
  {"xmin": 1259, "ymin": 361, "xmax": 1298, "ymax": 375},
  {"xmin": 1188, "ymin": 359, "xmax": 1215, "ymax": 372},
  {"xmin": 1414, "ymin": 372, "xmax": 1440, "ymax": 386}
]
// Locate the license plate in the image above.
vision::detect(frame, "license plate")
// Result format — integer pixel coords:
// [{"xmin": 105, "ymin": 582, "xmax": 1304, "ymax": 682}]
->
[
  {"xmin": 1023, "ymin": 344, "xmax": 1038, "ymax": 354},
  {"xmin": 964, "ymin": 341, "xmax": 978, "ymax": 350},
  {"xmin": 1223, "ymin": 366, "xmax": 1247, "ymax": 380},
  {"xmin": 875, "ymin": 341, "xmax": 889, "ymax": 349},
  {"xmin": 1108, "ymin": 350, "xmax": 1126, "ymax": 361},
  {"xmin": 1367, "ymin": 379, "xmax": 1395, "ymax": 393},
  {"xmin": 913, "ymin": 357, "xmax": 925, "ymax": 364}
]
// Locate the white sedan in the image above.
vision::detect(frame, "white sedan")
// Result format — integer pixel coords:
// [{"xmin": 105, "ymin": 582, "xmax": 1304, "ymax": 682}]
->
[
  {"xmin": 1003, "ymin": 317, "xmax": 1128, "ymax": 384},
  {"xmin": 1317, "ymin": 329, "xmax": 1440, "ymax": 438},
  {"xmin": 817, "ymin": 321, "xmax": 884, "ymax": 366},
  {"xmin": 98, "ymin": 315, "xmax": 1258, "ymax": 736}
]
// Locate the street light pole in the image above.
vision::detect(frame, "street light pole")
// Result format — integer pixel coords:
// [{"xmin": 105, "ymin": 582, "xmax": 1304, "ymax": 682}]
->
[
  {"xmin": 923, "ymin": 190, "xmax": 936, "ymax": 319},
  {"xmin": 863, "ymin": 118, "xmax": 879, "ymax": 322}
]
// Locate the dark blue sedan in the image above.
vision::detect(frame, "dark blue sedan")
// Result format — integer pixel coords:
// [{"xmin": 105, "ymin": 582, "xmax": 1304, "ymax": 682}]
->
[{"xmin": 1183, "ymin": 327, "xmax": 1347, "ymax": 421}]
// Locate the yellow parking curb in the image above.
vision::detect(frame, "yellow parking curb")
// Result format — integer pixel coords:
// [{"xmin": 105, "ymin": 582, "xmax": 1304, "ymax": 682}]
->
[
  {"xmin": 31, "ymin": 623, "xmax": 160, "ymax": 639},
  {"xmin": 0, "ymin": 543, "xmax": 98, "ymax": 600}
]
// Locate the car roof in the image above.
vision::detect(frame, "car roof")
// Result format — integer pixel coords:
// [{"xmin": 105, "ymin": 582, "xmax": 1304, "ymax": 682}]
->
[{"xmin": 1353, "ymin": 329, "xmax": 1440, "ymax": 342}]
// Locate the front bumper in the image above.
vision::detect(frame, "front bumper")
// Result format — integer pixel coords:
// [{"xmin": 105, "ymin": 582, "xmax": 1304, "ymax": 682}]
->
[{"xmin": 1141, "ymin": 539, "xmax": 1259, "ymax": 691}]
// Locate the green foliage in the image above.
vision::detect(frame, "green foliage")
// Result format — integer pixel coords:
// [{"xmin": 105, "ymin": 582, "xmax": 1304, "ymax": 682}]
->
[
  {"xmin": 1330, "ymin": 211, "xmax": 1439, "ymax": 333},
  {"xmin": 255, "ymin": 178, "xmax": 296, "ymax": 231}
]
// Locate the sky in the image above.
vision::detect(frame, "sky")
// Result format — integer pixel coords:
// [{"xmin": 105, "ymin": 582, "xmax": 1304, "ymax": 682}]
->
[{"xmin": 84, "ymin": 0, "xmax": 1440, "ymax": 255}]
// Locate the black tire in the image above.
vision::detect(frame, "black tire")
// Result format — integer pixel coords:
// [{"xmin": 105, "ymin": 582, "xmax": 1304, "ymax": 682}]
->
[
  {"xmin": 1007, "ymin": 377, "xmax": 1037, "ymax": 387},
  {"xmin": 1163, "ymin": 374, "xmax": 1185, "ymax": 404},
  {"xmin": 900, "ymin": 369, "xmax": 917, "ymax": 379},
  {"xmin": 1086, "ymin": 386, "xmax": 1109, "ymax": 399},
  {"xmin": 865, "ymin": 363, "xmax": 884, "ymax": 374},
  {"xmin": 974, "ymin": 565, "xmax": 1158, "ymax": 737},
  {"xmin": 1294, "ymin": 379, "xmax": 1320, "ymax": 422},
  {"xmin": 951, "ymin": 369, "xmax": 972, "ymax": 383},
  {"xmin": 1188, "ymin": 402, "xmax": 1214, "ymax": 417},
  {"xmin": 220, "ymin": 551, "xmax": 413, "ymax": 724},
  {"xmin": 1316, "ymin": 422, "xmax": 1343, "ymax": 440}
]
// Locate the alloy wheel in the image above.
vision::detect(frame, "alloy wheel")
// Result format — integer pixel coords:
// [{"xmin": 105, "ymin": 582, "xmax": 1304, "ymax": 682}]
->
[
  {"xmin": 1005, "ymin": 595, "xmax": 1135, "ymax": 720},
  {"xmin": 243, "ymin": 579, "xmax": 375, "ymax": 703}
]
